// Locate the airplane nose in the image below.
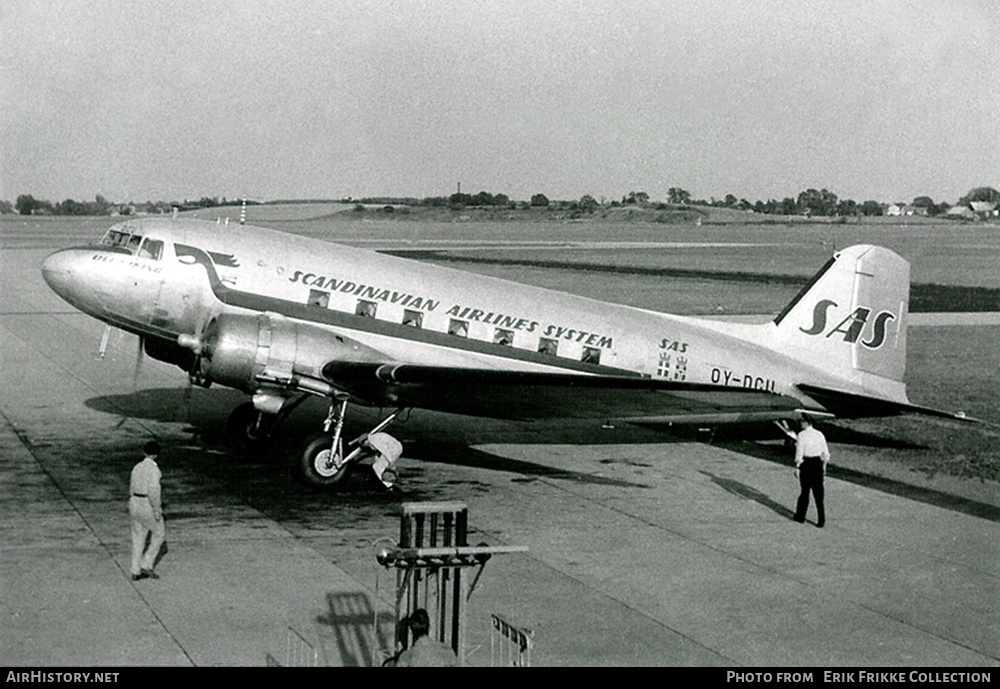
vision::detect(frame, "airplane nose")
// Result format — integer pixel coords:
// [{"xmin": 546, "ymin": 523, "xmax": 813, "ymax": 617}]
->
[
  {"xmin": 42, "ymin": 248, "xmax": 99, "ymax": 312},
  {"xmin": 41, "ymin": 249, "xmax": 77, "ymax": 297}
]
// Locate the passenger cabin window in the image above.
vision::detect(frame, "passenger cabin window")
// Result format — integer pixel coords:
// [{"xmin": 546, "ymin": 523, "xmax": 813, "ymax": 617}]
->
[
  {"xmin": 403, "ymin": 310, "xmax": 423, "ymax": 328},
  {"xmin": 308, "ymin": 290, "xmax": 330, "ymax": 308},
  {"xmin": 582, "ymin": 346, "xmax": 601, "ymax": 364},
  {"xmin": 538, "ymin": 338, "xmax": 558, "ymax": 356},
  {"xmin": 494, "ymin": 328, "xmax": 514, "ymax": 346},
  {"xmin": 356, "ymin": 300, "xmax": 377, "ymax": 318},
  {"xmin": 448, "ymin": 319, "xmax": 468, "ymax": 337},
  {"xmin": 137, "ymin": 238, "xmax": 163, "ymax": 260}
]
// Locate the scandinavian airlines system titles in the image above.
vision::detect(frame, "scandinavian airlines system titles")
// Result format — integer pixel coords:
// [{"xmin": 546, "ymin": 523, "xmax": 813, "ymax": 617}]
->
[{"xmin": 289, "ymin": 269, "xmax": 616, "ymax": 349}]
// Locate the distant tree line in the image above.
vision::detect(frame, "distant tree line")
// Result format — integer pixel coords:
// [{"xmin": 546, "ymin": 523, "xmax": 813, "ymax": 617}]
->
[
  {"xmin": 4, "ymin": 194, "xmax": 255, "ymax": 216},
  {"xmin": 617, "ymin": 187, "xmax": 968, "ymax": 217},
  {"xmin": 350, "ymin": 186, "xmax": 984, "ymax": 218},
  {"xmin": 4, "ymin": 187, "xmax": 996, "ymax": 218}
]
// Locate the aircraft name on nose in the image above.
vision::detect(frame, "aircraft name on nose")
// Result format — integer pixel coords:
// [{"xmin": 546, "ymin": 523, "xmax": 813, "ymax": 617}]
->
[
  {"xmin": 800, "ymin": 299, "xmax": 896, "ymax": 349},
  {"xmin": 92, "ymin": 253, "xmax": 162, "ymax": 274}
]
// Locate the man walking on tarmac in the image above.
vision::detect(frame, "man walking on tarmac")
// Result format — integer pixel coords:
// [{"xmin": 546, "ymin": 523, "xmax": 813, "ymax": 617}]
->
[
  {"xmin": 792, "ymin": 415, "xmax": 830, "ymax": 528},
  {"xmin": 130, "ymin": 441, "xmax": 165, "ymax": 580}
]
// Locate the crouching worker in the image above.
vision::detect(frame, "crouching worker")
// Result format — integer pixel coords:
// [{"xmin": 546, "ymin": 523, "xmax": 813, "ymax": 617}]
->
[{"xmin": 360, "ymin": 432, "xmax": 402, "ymax": 489}]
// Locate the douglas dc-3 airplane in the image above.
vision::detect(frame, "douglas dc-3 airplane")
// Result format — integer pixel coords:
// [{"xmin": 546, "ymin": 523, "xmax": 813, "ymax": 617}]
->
[{"xmin": 42, "ymin": 217, "xmax": 968, "ymax": 489}]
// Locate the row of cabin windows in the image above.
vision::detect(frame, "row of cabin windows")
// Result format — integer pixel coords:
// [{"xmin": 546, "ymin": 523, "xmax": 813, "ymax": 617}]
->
[{"xmin": 307, "ymin": 289, "xmax": 602, "ymax": 364}]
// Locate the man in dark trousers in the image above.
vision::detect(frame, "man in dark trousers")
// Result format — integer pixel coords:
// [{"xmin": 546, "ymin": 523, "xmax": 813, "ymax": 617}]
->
[
  {"xmin": 792, "ymin": 415, "xmax": 830, "ymax": 527},
  {"xmin": 129, "ymin": 441, "xmax": 165, "ymax": 580}
]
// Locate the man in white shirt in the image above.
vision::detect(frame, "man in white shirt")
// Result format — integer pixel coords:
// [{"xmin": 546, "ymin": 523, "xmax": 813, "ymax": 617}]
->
[
  {"xmin": 792, "ymin": 415, "xmax": 830, "ymax": 527},
  {"xmin": 129, "ymin": 441, "xmax": 166, "ymax": 580}
]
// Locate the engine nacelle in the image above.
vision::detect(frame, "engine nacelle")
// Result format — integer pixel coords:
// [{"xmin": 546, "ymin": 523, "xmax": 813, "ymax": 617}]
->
[{"xmin": 181, "ymin": 312, "xmax": 383, "ymax": 395}]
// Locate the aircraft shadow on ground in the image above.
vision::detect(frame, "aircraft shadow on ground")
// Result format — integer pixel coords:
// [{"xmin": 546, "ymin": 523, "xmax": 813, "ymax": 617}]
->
[
  {"xmin": 85, "ymin": 387, "xmax": 656, "ymax": 490},
  {"xmin": 86, "ymin": 387, "xmax": 999, "ymax": 516},
  {"xmin": 85, "ymin": 386, "xmax": 247, "ymax": 433},
  {"xmin": 402, "ymin": 441, "xmax": 649, "ymax": 488},
  {"xmin": 662, "ymin": 421, "xmax": 927, "ymax": 450},
  {"xmin": 85, "ymin": 388, "xmax": 924, "ymax": 450}
]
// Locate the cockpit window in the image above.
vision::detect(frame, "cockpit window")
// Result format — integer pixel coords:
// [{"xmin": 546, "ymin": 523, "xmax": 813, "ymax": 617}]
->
[
  {"xmin": 138, "ymin": 238, "xmax": 163, "ymax": 260},
  {"xmin": 101, "ymin": 229, "xmax": 145, "ymax": 255}
]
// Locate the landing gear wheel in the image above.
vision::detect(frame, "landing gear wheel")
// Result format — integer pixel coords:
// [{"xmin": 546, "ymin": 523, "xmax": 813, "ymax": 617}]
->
[
  {"xmin": 293, "ymin": 432, "xmax": 354, "ymax": 489},
  {"xmin": 226, "ymin": 402, "xmax": 274, "ymax": 450}
]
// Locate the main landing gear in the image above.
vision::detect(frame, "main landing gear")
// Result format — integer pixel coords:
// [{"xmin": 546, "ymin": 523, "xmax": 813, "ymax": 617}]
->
[{"xmin": 293, "ymin": 393, "xmax": 404, "ymax": 490}]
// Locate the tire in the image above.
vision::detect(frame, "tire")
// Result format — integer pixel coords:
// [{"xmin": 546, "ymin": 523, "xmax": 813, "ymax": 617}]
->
[
  {"xmin": 292, "ymin": 432, "xmax": 354, "ymax": 489},
  {"xmin": 226, "ymin": 402, "xmax": 273, "ymax": 450}
]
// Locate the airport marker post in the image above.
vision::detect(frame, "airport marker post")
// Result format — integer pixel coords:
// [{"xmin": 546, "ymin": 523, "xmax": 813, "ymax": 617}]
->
[{"xmin": 376, "ymin": 501, "xmax": 528, "ymax": 666}]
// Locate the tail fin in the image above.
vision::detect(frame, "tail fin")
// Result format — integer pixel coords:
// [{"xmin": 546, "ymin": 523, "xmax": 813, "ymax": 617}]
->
[{"xmin": 772, "ymin": 245, "xmax": 909, "ymax": 390}]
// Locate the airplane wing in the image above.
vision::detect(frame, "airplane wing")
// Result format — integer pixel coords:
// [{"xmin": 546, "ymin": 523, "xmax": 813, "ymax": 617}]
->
[{"xmin": 321, "ymin": 361, "xmax": 803, "ymax": 422}]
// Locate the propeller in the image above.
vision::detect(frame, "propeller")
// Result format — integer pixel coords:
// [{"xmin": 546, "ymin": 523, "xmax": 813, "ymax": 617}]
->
[
  {"xmin": 176, "ymin": 317, "xmax": 225, "ymax": 424},
  {"xmin": 177, "ymin": 318, "xmax": 215, "ymax": 388}
]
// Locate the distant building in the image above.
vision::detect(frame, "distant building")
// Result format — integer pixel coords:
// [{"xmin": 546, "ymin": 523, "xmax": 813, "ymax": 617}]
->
[
  {"xmin": 970, "ymin": 201, "xmax": 998, "ymax": 218},
  {"xmin": 945, "ymin": 205, "xmax": 976, "ymax": 220}
]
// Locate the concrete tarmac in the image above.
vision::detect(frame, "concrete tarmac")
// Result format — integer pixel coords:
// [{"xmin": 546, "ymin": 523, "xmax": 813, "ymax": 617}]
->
[{"xmin": 1, "ymin": 227, "xmax": 997, "ymax": 667}]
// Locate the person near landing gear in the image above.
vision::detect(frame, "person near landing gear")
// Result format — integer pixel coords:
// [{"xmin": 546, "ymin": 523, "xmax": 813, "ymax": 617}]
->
[{"xmin": 360, "ymin": 432, "xmax": 402, "ymax": 489}]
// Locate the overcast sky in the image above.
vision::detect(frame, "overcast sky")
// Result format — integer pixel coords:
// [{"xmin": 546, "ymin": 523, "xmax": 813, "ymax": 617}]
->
[{"xmin": 2, "ymin": 0, "xmax": 997, "ymax": 205}]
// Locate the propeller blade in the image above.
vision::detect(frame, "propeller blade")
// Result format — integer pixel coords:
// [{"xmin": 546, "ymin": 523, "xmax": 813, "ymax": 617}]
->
[
  {"xmin": 179, "ymin": 377, "xmax": 194, "ymax": 423},
  {"xmin": 133, "ymin": 335, "xmax": 145, "ymax": 392}
]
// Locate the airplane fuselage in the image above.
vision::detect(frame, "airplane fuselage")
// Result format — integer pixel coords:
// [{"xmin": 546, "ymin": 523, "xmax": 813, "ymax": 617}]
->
[{"xmin": 42, "ymin": 217, "xmax": 909, "ymax": 420}]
